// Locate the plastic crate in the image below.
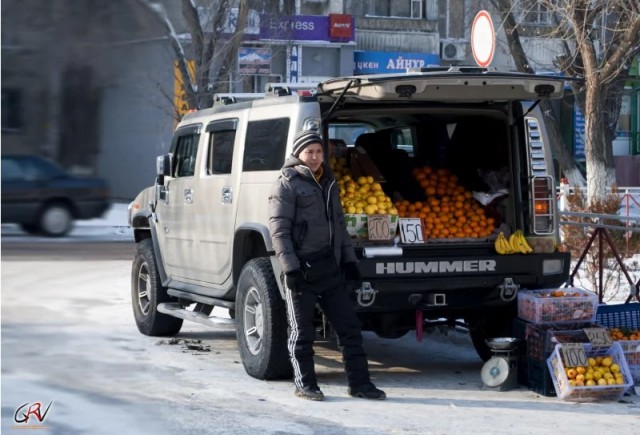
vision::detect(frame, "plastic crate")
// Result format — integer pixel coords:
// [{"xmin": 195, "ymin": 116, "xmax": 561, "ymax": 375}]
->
[
  {"xmin": 547, "ymin": 342, "xmax": 633, "ymax": 402},
  {"xmin": 619, "ymin": 340, "xmax": 640, "ymax": 395},
  {"xmin": 525, "ymin": 322, "xmax": 598, "ymax": 362},
  {"xmin": 513, "ymin": 318, "xmax": 529, "ymax": 386},
  {"xmin": 619, "ymin": 340, "xmax": 640, "ymax": 366},
  {"xmin": 527, "ymin": 358, "xmax": 556, "ymax": 397},
  {"xmin": 595, "ymin": 303, "xmax": 640, "ymax": 330},
  {"xmin": 517, "ymin": 288, "xmax": 598, "ymax": 324},
  {"xmin": 629, "ymin": 365, "xmax": 640, "ymax": 395}
]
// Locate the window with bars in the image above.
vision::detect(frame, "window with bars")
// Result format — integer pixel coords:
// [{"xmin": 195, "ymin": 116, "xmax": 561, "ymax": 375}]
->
[
  {"xmin": 2, "ymin": 88, "xmax": 23, "ymax": 132},
  {"xmin": 517, "ymin": 0, "xmax": 552, "ymax": 26}
]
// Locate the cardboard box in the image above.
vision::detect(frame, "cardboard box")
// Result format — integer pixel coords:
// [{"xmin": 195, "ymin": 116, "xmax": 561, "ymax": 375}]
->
[
  {"xmin": 344, "ymin": 214, "xmax": 398, "ymax": 241},
  {"xmin": 349, "ymin": 147, "xmax": 385, "ymax": 183}
]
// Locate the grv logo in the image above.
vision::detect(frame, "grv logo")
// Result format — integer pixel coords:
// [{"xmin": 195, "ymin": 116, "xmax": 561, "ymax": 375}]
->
[
  {"xmin": 376, "ymin": 260, "xmax": 497, "ymax": 274},
  {"xmin": 13, "ymin": 401, "xmax": 53, "ymax": 429}
]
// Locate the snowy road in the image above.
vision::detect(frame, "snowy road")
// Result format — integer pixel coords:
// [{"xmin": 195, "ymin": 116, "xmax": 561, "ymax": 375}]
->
[{"xmin": 2, "ymin": 239, "xmax": 639, "ymax": 434}]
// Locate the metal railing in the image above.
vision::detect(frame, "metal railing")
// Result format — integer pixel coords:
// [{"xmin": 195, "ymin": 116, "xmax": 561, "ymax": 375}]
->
[{"xmin": 559, "ymin": 210, "xmax": 640, "ymax": 304}]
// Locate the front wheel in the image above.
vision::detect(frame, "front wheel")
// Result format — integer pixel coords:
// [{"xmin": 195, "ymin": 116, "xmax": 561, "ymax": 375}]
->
[
  {"xmin": 131, "ymin": 239, "xmax": 183, "ymax": 336},
  {"xmin": 236, "ymin": 258, "xmax": 292, "ymax": 380}
]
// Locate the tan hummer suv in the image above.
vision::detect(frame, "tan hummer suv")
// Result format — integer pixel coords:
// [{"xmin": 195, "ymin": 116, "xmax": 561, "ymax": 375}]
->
[{"xmin": 129, "ymin": 68, "xmax": 570, "ymax": 380}]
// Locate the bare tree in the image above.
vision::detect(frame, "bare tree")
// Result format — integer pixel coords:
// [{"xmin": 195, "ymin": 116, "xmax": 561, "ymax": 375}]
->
[
  {"xmin": 488, "ymin": 0, "xmax": 639, "ymax": 205},
  {"xmin": 134, "ymin": 0, "xmax": 250, "ymax": 114}
]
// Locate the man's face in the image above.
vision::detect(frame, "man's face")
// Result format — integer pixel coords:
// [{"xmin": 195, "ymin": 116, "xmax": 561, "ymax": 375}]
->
[{"xmin": 298, "ymin": 142, "xmax": 323, "ymax": 172}]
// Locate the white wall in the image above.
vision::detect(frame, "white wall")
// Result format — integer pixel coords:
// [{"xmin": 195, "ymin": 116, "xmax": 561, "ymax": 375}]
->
[{"xmin": 97, "ymin": 40, "xmax": 176, "ymax": 200}]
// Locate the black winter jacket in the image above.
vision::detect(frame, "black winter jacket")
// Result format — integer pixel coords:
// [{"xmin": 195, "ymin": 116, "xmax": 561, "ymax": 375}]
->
[{"xmin": 269, "ymin": 156, "xmax": 357, "ymax": 274}]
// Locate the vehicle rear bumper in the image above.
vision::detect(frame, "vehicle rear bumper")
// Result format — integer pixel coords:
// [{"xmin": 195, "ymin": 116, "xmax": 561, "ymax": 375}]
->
[{"xmin": 349, "ymin": 252, "xmax": 570, "ymax": 314}]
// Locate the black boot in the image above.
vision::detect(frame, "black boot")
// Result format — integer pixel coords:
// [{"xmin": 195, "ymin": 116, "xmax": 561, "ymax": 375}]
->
[
  {"xmin": 348, "ymin": 383, "xmax": 386, "ymax": 400},
  {"xmin": 295, "ymin": 385, "xmax": 325, "ymax": 401}
]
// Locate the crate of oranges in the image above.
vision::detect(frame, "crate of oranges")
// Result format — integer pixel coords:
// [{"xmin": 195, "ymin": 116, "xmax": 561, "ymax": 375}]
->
[
  {"xmin": 330, "ymin": 156, "xmax": 399, "ymax": 242},
  {"xmin": 547, "ymin": 342, "xmax": 633, "ymax": 401},
  {"xmin": 597, "ymin": 303, "xmax": 640, "ymax": 392},
  {"xmin": 394, "ymin": 166, "xmax": 497, "ymax": 241}
]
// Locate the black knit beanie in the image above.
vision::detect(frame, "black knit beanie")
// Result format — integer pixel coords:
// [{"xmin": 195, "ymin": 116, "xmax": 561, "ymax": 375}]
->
[{"xmin": 292, "ymin": 130, "xmax": 323, "ymax": 157}]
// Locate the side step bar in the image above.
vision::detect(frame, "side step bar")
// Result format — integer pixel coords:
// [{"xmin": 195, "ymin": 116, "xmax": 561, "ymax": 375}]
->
[
  {"xmin": 158, "ymin": 303, "xmax": 235, "ymax": 328},
  {"xmin": 167, "ymin": 288, "xmax": 235, "ymax": 310}
]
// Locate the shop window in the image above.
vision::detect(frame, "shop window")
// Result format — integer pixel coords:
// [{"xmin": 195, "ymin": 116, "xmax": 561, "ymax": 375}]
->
[
  {"xmin": 347, "ymin": 0, "xmax": 419, "ymax": 19},
  {"xmin": 243, "ymin": 118, "xmax": 290, "ymax": 171},
  {"xmin": 2, "ymin": 88, "xmax": 23, "ymax": 132}
]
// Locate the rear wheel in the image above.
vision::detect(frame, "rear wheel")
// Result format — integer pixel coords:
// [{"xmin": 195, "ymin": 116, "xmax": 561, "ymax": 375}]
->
[
  {"xmin": 236, "ymin": 258, "xmax": 291, "ymax": 380},
  {"xmin": 131, "ymin": 239, "xmax": 183, "ymax": 336},
  {"xmin": 39, "ymin": 203, "xmax": 73, "ymax": 237}
]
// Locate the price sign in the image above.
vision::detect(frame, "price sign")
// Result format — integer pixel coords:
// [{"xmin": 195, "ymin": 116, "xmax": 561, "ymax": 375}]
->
[
  {"xmin": 559, "ymin": 343, "xmax": 588, "ymax": 368},
  {"xmin": 583, "ymin": 328, "xmax": 614, "ymax": 347},
  {"xmin": 399, "ymin": 218, "xmax": 425, "ymax": 244},
  {"xmin": 367, "ymin": 215, "xmax": 392, "ymax": 241}
]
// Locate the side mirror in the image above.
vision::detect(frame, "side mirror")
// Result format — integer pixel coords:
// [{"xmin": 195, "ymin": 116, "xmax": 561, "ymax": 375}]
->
[{"xmin": 156, "ymin": 153, "xmax": 172, "ymax": 177}]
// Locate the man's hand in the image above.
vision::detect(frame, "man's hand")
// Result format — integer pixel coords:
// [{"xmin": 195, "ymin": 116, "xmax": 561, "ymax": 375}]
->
[
  {"xmin": 343, "ymin": 262, "xmax": 363, "ymax": 290},
  {"xmin": 285, "ymin": 270, "xmax": 305, "ymax": 294}
]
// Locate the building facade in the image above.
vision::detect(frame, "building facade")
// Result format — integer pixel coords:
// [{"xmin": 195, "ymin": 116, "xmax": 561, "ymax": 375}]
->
[{"xmin": 2, "ymin": 1, "xmax": 638, "ymax": 199}]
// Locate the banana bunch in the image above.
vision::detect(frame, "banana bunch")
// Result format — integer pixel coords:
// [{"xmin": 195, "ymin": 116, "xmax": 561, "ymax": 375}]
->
[
  {"xmin": 510, "ymin": 230, "xmax": 533, "ymax": 254},
  {"xmin": 494, "ymin": 232, "xmax": 514, "ymax": 254},
  {"xmin": 494, "ymin": 230, "xmax": 533, "ymax": 254}
]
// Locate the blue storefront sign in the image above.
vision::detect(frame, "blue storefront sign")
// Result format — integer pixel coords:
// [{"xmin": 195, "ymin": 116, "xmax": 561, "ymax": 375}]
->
[
  {"xmin": 224, "ymin": 13, "xmax": 355, "ymax": 42},
  {"xmin": 354, "ymin": 51, "xmax": 440, "ymax": 75}
]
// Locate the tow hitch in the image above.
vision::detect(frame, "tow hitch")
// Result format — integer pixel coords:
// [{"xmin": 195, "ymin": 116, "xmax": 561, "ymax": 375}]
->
[
  {"xmin": 497, "ymin": 277, "xmax": 519, "ymax": 302},
  {"xmin": 355, "ymin": 282, "xmax": 377, "ymax": 307}
]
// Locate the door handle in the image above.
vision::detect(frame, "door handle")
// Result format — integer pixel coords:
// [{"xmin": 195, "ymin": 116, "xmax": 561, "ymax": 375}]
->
[
  {"xmin": 222, "ymin": 186, "xmax": 232, "ymax": 204},
  {"xmin": 184, "ymin": 188, "xmax": 193, "ymax": 204}
]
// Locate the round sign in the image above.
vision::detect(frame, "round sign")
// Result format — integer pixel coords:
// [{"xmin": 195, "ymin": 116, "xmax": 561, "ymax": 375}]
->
[{"xmin": 471, "ymin": 10, "xmax": 495, "ymax": 68}]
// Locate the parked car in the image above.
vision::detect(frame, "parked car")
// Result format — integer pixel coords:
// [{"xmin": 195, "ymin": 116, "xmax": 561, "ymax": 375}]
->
[{"xmin": 1, "ymin": 155, "xmax": 111, "ymax": 236}]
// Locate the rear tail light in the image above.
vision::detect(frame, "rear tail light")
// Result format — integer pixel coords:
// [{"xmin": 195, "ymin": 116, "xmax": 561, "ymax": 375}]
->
[{"xmin": 531, "ymin": 175, "xmax": 555, "ymax": 234}]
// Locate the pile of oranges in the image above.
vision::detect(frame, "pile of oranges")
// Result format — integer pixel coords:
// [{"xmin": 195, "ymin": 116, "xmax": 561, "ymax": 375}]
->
[
  {"xmin": 329, "ymin": 156, "xmax": 398, "ymax": 216},
  {"xmin": 609, "ymin": 327, "xmax": 640, "ymax": 341},
  {"xmin": 395, "ymin": 166, "xmax": 496, "ymax": 239}
]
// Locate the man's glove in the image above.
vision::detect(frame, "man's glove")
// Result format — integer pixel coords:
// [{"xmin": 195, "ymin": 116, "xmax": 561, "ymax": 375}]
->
[
  {"xmin": 285, "ymin": 270, "xmax": 305, "ymax": 294},
  {"xmin": 343, "ymin": 262, "xmax": 363, "ymax": 290}
]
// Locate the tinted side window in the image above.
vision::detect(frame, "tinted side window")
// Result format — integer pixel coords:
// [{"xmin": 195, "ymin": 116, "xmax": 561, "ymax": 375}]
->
[
  {"xmin": 1, "ymin": 158, "xmax": 23, "ymax": 181},
  {"xmin": 172, "ymin": 133, "xmax": 200, "ymax": 177},
  {"xmin": 243, "ymin": 118, "xmax": 289, "ymax": 171},
  {"xmin": 207, "ymin": 119, "xmax": 237, "ymax": 175}
]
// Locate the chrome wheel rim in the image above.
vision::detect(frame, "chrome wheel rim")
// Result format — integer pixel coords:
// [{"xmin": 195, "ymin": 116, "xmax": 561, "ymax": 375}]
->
[
  {"xmin": 243, "ymin": 286, "xmax": 264, "ymax": 356},
  {"xmin": 136, "ymin": 261, "xmax": 150, "ymax": 315}
]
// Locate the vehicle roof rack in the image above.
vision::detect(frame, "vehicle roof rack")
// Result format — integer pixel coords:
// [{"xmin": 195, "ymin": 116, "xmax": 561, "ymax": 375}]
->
[
  {"xmin": 406, "ymin": 66, "xmax": 496, "ymax": 74},
  {"xmin": 213, "ymin": 93, "xmax": 265, "ymax": 105},
  {"xmin": 264, "ymin": 82, "xmax": 318, "ymax": 97}
]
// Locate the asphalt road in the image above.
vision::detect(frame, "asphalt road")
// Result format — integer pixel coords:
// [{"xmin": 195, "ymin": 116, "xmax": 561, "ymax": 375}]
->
[
  {"xmin": 2, "ymin": 237, "xmax": 639, "ymax": 434},
  {"xmin": 1, "ymin": 241, "xmax": 135, "ymax": 261}
]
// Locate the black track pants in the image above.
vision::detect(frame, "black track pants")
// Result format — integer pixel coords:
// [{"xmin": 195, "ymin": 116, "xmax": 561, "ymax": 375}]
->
[{"xmin": 284, "ymin": 279, "xmax": 371, "ymax": 389}]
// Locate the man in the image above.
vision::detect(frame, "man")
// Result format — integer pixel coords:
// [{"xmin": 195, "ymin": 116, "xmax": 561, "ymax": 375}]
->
[{"xmin": 268, "ymin": 130, "xmax": 386, "ymax": 401}]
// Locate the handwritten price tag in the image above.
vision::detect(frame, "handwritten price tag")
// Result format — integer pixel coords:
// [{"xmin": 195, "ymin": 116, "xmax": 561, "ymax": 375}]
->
[
  {"xmin": 559, "ymin": 343, "xmax": 588, "ymax": 368},
  {"xmin": 399, "ymin": 218, "xmax": 425, "ymax": 244},
  {"xmin": 367, "ymin": 215, "xmax": 392, "ymax": 240},
  {"xmin": 583, "ymin": 328, "xmax": 613, "ymax": 347}
]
